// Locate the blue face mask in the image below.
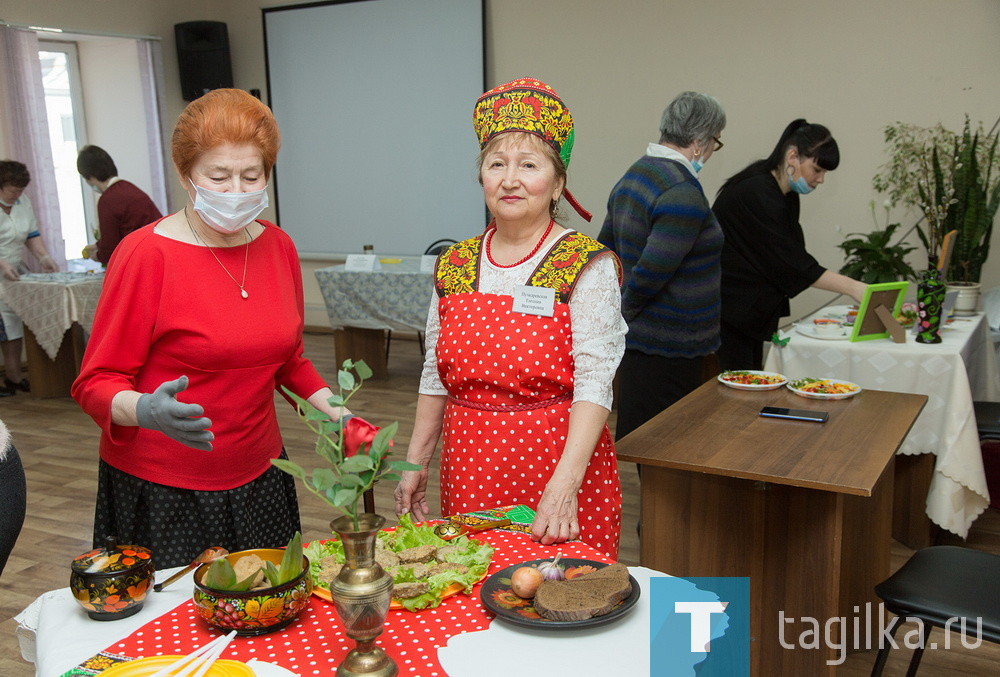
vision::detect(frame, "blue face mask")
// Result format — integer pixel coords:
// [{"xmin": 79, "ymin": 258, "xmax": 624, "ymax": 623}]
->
[{"xmin": 787, "ymin": 162, "xmax": 814, "ymax": 195}]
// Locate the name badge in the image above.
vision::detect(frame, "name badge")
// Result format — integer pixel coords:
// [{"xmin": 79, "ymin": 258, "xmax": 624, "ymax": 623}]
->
[
  {"xmin": 512, "ymin": 285, "xmax": 555, "ymax": 317},
  {"xmin": 345, "ymin": 254, "xmax": 377, "ymax": 272}
]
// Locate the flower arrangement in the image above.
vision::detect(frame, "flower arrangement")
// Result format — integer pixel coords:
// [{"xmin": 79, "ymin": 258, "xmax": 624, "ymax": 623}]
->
[{"xmin": 272, "ymin": 360, "xmax": 420, "ymax": 531}]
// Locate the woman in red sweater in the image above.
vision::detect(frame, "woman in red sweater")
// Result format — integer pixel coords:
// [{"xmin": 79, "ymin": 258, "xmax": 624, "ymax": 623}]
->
[{"xmin": 73, "ymin": 89, "xmax": 362, "ymax": 568}]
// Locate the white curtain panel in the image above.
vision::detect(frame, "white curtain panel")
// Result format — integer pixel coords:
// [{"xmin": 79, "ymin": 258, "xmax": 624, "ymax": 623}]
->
[
  {"xmin": 137, "ymin": 38, "xmax": 171, "ymax": 215},
  {"xmin": 0, "ymin": 26, "xmax": 66, "ymax": 270}
]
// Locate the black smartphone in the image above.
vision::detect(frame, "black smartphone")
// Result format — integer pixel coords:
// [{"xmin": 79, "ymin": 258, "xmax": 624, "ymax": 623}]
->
[{"xmin": 759, "ymin": 406, "xmax": 829, "ymax": 423}]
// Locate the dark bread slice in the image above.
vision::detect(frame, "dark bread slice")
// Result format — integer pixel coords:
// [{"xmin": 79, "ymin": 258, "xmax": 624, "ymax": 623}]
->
[{"xmin": 532, "ymin": 562, "xmax": 632, "ymax": 621}]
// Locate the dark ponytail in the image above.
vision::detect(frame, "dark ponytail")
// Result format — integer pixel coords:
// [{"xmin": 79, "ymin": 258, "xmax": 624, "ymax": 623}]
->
[{"xmin": 718, "ymin": 119, "xmax": 839, "ymax": 195}]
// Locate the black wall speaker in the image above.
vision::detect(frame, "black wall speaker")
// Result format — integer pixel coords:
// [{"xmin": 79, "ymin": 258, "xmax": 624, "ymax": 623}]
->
[{"xmin": 175, "ymin": 21, "xmax": 234, "ymax": 102}]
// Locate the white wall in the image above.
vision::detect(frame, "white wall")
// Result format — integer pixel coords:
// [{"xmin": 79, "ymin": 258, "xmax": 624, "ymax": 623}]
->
[
  {"xmin": 4, "ymin": 0, "xmax": 1000, "ymax": 328},
  {"xmin": 78, "ymin": 39, "xmax": 156, "ymax": 199}
]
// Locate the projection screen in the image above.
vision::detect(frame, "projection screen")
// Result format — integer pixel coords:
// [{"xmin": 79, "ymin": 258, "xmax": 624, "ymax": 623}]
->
[{"xmin": 263, "ymin": 0, "xmax": 485, "ymax": 257}]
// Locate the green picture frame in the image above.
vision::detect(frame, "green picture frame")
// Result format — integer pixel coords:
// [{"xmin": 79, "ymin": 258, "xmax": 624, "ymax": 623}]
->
[{"xmin": 849, "ymin": 281, "xmax": 909, "ymax": 342}]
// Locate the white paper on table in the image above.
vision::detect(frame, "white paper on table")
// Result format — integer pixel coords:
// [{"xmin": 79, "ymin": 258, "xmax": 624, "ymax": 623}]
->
[
  {"xmin": 421, "ymin": 254, "xmax": 438, "ymax": 272},
  {"xmin": 344, "ymin": 254, "xmax": 378, "ymax": 272},
  {"xmin": 437, "ymin": 567, "xmax": 668, "ymax": 677}
]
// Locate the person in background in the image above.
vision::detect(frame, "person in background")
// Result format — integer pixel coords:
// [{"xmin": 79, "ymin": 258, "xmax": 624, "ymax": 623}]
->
[
  {"xmin": 0, "ymin": 160, "xmax": 60, "ymax": 396},
  {"xmin": 712, "ymin": 119, "xmax": 866, "ymax": 370},
  {"xmin": 72, "ymin": 89, "xmax": 377, "ymax": 568},
  {"xmin": 76, "ymin": 145, "xmax": 163, "ymax": 265},
  {"xmin": 0, "ymin": 418, "xmax": 26, "ymax": 578},
  {"xmin": 394, "ymin": 78, "xmax": 627, "ymax": 559},
  {"xmin": 598, "ymin": 92, "xmax": 726, "ymax": 441}
]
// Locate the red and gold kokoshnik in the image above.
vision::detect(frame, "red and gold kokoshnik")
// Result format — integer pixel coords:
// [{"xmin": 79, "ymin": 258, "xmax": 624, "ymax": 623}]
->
[{"xmin": 474, "ymin": 77, "xmax": 575, "ymax": 169}]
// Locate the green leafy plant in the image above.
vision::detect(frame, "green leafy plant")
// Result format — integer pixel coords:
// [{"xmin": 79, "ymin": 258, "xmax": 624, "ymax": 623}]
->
[
  {"xmin": 203, "ymin": 532, "xmax": 303, "ymax": 591},
  {"xmin": 838, "ymin": 200, "xmax": 917, "ymax": 283},
  {"xmin": 872, "ymin": 116, "xmax": 1000, "ymax": 282},
  {"xmin": 928, "ymin": 118, "xmax": 1000, "ymax": 282},
  {"xmin": 271, "ymin": 360, "xmax": 421, "ymax": 531}
]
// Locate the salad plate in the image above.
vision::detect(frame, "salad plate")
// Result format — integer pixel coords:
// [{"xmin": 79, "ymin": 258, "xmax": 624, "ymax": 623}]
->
[
  {"xmin": 305, "ymin": 515, "xmax": 493, "ymax": 611},
  {"xmin": 480, "ymin": 559, "xmax": 640, "ymax": 629},
  {"xmin": 717, "ymin": 370, "xmax": 787, "ymax": 390},
  {"xmin": 787, "ymin": 378, "xmax": 862, "ymax": 400}
]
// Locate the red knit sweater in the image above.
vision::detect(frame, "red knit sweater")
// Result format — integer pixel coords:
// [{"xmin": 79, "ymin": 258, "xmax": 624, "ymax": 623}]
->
[{"xmin": 72, "ymin": 220, "xmax": 327, "ymax": 490}]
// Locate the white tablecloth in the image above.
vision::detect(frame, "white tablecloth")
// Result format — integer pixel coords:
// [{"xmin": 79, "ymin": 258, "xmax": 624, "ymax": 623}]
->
[
  {"xmin": 0, "ymin": 272, "xmax": 104, "ymax": 359},
  {"xmin": 16, "ymin": 566, "xmax": 666, "ymax": 677},
  {"xmin": 765, "ymin": 310, "xmax": 1000, "ymax": 538},
  {"xmin": 314, "ymin": 257, "xmax": 433, "ymax": 332}
]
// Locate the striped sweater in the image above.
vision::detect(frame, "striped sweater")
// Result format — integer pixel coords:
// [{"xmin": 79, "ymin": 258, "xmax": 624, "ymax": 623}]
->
[{"xmin": 597, "ymin": 155, "xmax": 722, "ymax": 358}]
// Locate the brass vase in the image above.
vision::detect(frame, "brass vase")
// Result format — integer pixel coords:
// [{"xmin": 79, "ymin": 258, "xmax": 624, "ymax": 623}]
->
[{"xmin": 329, "ymin": 513, "xmax": 397, "ymax": 677}]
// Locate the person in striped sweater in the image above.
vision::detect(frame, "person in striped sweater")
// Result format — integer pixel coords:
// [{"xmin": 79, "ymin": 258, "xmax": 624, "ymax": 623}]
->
[{"xmin": 598, "ymin": 91, "xmax": 726, "ymax": 440}]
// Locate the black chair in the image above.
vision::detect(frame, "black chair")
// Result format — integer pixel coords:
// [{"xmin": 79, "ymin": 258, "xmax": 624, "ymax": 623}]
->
[
  {"xmin": 974, "ymin": 400, "xmax": 1000, "ymax": 440},
  {"xmin": 424, "ymin": 239, "xmax": 456, "ymax": 256},
  {"xmin": 870, "ymin": 546, "xmax": 1000, "ymax": 676}
]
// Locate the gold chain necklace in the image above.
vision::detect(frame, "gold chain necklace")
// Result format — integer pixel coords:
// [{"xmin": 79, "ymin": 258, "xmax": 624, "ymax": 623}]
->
[{"xmin": 185, "ymin": 207, "xmax": 251, "ymax": 299}]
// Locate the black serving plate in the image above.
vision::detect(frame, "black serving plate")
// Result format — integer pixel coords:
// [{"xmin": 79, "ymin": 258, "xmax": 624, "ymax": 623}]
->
[{"xmin": 479, "ymin": 558, "xmax": 640, "ymax": 629}]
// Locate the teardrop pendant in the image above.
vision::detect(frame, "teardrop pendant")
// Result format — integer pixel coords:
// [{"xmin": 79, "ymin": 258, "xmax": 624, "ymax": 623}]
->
[{"xmin": 241, "ymin": 289, "xmax": 249, "ymax": 299}]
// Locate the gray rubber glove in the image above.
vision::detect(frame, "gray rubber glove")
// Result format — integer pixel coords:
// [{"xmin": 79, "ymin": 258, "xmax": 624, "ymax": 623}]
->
[{"xmin": 135, "ymin": 376, "xmax": 214, "ymax": 451}]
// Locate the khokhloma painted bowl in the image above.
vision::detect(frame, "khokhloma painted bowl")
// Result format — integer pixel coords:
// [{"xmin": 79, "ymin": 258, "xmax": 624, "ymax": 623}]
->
[
  {"xmin": 192, "ymin": 548, "xmax": 312, "ymax": 636},
  {"xmin": 71, "ymin": 537, "xmax": 155, "ymax": 621}
]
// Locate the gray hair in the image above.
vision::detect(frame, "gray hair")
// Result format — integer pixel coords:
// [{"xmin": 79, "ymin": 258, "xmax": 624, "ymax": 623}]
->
[{"xmin": 658, "ymin": 91, "xmax": 726, "ymax": 148}]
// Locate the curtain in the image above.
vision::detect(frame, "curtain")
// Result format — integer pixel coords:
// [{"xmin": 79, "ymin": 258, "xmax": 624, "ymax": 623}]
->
[
  {"xmin": 137, "ymin": 38, "xmax": 171, "ymax": 215},
  {"xmin": 0, "ymin": 26, "xmax": 66, "ymax": 270}
]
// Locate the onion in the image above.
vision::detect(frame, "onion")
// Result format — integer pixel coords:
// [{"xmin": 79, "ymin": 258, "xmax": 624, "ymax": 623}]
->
[
  {"xmin": 536, "ymin": 552, "xmax": 565, "ymax": 581},
  {"xmin": 510, "ymin": 566, "xmax": 544, "ymax": 599}
]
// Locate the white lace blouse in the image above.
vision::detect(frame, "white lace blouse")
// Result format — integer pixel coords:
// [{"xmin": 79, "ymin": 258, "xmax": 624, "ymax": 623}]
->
[{"xmin": 418, "ymin": 231, "xmax": 627, "ymax": 411}]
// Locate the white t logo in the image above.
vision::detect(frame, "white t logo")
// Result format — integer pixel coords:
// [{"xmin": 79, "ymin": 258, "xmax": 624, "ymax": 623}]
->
[{"xmin": 675, "ymin": 601, "xmax": 728, "ymax": 652}]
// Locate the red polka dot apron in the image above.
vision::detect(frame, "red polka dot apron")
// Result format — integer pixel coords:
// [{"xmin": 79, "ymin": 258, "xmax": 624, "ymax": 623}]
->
[{"xmin": 433, "ymin": 232, "xmax": 622, "ymax": 559}]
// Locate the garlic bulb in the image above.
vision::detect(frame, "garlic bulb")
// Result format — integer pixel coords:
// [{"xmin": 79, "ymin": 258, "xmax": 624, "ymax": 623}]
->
[{"xmin": 536, "ymin": 552, "xmax": 565, "ymax": 581}]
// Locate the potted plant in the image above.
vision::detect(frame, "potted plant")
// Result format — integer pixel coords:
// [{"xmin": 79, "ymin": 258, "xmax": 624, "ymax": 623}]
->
[
  {"xmin": 271, "ymin": 359, "xmax": 420, "ymax": 676},
  {"xmin": 931, "ymin": 119, "xmax": 999, "ymax": 312},
  {"xmin": 873, "ymin": 116, "xmax": 1000, "ymax": 313},
  {"xmin": 838, "ymin": 200, "xmax": 917, "ymax": 283}
]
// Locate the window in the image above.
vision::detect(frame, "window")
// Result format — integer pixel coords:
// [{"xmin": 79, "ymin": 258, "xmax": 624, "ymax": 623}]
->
[{"xmin": 39, "ymin": 41, "xmax": 91, "ymax": 260}]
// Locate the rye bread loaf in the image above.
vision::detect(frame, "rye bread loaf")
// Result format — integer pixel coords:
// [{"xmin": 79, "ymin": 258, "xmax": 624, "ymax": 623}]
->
[{"xmin": 533, "ymin": 562, "xmax": 632, "ymax": 621}]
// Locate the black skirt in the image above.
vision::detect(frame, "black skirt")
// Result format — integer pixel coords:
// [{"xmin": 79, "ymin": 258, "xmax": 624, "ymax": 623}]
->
[{"xmin": 93, "ymin": 450, "xmax": 301, "ymax": 569}]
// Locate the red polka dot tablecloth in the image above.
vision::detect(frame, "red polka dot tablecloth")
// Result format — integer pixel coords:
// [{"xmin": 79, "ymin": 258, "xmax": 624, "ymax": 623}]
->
[{"xmin": 96, "ymin": 532, "xmax": 611, "ymax": 676}]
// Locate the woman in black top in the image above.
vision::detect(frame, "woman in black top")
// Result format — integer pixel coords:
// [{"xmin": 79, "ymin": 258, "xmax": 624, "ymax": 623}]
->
[{"xmin": 712, "ymin": 120, "xmax": 866, "ymax": 370}]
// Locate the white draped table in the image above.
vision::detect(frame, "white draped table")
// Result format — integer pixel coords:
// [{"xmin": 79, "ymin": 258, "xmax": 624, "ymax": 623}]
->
[
  {"xmin": 0, "ymin": 272, "xmax": 104, "ymax": 397},
  {"xmin": 314, "ymin": 257, "xmax": 433, "ymax": 377},
  {"xmin": 765, "ymin": 310, "xmax": 1000, "ymax": 540}
]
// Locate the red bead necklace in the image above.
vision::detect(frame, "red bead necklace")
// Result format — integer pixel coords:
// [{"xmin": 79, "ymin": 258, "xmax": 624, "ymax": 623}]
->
[{"xmin": 484, "ymin": 219, "xmax": 554, "ymax": 268}]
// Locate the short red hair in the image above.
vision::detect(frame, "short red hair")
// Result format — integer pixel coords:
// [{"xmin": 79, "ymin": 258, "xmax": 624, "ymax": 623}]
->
[{"xmin": 171, "ymin": 89, "xmax": 280, "ymax": 180}]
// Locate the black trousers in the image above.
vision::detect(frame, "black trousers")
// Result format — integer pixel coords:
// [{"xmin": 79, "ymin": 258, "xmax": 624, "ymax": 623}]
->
[
  {"xmin": 614, "ymin": 349, "xmax": 706, "ymax": 441},
  {"xmin": 717, "ymin": 320, "xmax": 765, "ymax": 371},
  {"xmin": 0, "ymin": 445, "xmax": 27, "ymax": 578}
]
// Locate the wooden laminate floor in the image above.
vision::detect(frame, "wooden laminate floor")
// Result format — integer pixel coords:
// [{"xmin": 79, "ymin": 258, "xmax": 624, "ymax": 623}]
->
[{"xmin": 1, "ymin": 332, "xmax": 998, "ymax": 675}]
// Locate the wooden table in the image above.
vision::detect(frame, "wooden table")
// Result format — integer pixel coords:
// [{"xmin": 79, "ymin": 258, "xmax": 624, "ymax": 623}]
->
[
  {"xmin": 766, "ymin": 309, "xmax": 999, "ymax": 546},
  {"xmin": 616, "ymin": 380, "xmax": 926, "ymax": 675}
]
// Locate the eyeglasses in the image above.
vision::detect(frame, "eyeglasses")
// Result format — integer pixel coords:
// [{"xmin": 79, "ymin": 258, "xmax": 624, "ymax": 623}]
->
[{"xmin": 711, "ymin": 137, "xmax": 724, "ymax": 152}]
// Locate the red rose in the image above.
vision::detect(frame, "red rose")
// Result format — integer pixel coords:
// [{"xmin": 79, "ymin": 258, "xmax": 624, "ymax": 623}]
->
[{"xmin": 342, "ymin": 417, "xmax": 379, "ymax": 457}]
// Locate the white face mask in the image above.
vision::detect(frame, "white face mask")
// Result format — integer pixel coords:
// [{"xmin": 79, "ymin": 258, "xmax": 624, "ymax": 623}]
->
[
  {"xmin": 190, "ymin": 180, "xmax": 269, "ymax": 233},
  {"xmin": 0, "ymin": 198, "xmax": 16, "ymax": 208}
]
